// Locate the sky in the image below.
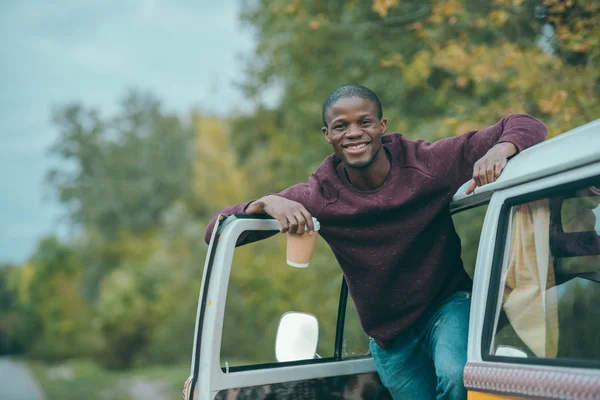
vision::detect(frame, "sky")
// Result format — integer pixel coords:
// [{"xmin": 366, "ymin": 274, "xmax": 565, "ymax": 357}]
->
[{"xmin": 0, "ymin": 0, "xmax": 255, "ymax": 264}]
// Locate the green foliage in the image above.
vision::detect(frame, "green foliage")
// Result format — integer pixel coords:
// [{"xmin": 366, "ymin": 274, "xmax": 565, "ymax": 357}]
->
[
  {"xmin": 46, "ymin": 90, "xmax": 195, "ymax": 305},
  {"xmin": 0, "ymin": 92, "xmax": 202, "ymax": 368},
  {"xmin": 15, "ymin": 237, "xmax": 101, "ymax": 361},
  {"xmin": 95, "ymin": 265, "xmax": 157, "ymax": 369},
  {"xmin": 0, "ymin": 264, "xmax": 26, "ymax": 354},
  {"xmin": 452, "ymin": 205, "xmax": 488, "ymax": 278},
  {"xmin": 47, "ymin": 91, "xmax": 194, "ymax": 239}
]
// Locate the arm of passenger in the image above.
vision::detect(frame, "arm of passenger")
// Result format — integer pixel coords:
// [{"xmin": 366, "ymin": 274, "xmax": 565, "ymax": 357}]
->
[{"xmin": 549, "ymin": 196, "xmax": 600, "ymax": 259}]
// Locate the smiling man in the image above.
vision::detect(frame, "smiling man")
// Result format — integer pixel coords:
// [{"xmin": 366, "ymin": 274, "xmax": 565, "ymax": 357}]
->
[{"xmin": 204, "ymin": 84, "xmax": 547, "ymax": 399}]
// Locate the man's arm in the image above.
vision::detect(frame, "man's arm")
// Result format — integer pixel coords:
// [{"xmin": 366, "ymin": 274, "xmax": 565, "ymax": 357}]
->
[
  {"xmin": 203, "ymin": 180, "xmax": 321, "ymax": 245},
  {"xmin": 419, "ymin": 114, "xmax": 547, "ymax": 193},
  {"xmin": 245, "ymin": 194, "xmax": 315, "ymax": 235},
  {"xmin": 464, "ymin": 141, "xmax": 517, "ymax": 194}
]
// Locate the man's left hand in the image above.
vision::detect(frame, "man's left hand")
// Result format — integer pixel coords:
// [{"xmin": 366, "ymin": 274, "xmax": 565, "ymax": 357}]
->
[{"xmin": 466, "ymin": 142, "xmax": 517, "ymax": 195}]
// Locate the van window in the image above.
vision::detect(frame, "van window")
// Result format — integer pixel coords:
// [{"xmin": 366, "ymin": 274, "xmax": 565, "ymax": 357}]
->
[
  {"xmin": 342, "ymin": 294, "xmax": 370, "ymax": 359},
  {"xmin": 452, "ymin": 204, "xmax": 489, "ymax": 279},
  {"xmin": 220, "ymin": 231, "xmax": 342, "ymax": 368},
  {"xmin": 488, "ymin": 180, "xmax": 600, "ymax": 363}
]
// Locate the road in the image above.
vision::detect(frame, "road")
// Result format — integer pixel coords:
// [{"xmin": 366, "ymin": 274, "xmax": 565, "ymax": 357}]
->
[{"xmin": 0, "ymin": 357, "xmax": 46, "ymax": 400}]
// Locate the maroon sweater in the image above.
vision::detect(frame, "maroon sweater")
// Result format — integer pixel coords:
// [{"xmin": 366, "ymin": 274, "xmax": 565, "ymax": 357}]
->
[{"xmin": 204, "ymin": 114, "xmax": 547, "ymax": 348}]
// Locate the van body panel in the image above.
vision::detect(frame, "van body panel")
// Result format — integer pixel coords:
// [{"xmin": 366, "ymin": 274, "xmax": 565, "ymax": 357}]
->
[
  {"xmin": 214, "ymin": 372, "xmax": 389, "ymax": 399},
  {"xmin": 466, "ymin": 161, "xmax": 600, "ymax": 399},
  {"xmin": 211, "ymin": 358, "xmax": 378, "ymax": 391},
  {"xmin": 464, "ymin": 361, "xmax": 600, "ymax": 399},
  {"xmin": 467, "ymin": 162, "xmax": 600, "ymax": 365}
]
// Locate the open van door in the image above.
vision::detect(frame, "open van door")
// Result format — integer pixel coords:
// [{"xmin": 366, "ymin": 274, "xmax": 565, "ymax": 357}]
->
[
  {"xmin": 183, "ymin": 214, "xmax": 391, "ymax": 400},
  {"xmin": 464, "ymin": 166, "xmax": 600, "ymax": 399}
]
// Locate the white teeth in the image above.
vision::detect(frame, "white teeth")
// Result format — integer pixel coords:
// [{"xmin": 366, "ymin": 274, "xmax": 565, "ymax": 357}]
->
[{"xmin": 348, "ymin": 143, "xmax": 367, "ymax": 150}]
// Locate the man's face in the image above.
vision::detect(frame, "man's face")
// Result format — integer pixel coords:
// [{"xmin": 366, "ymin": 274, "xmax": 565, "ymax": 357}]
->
[{"xmin": 322, "ymin": 96, "xmax": 387, "ymax": 169}]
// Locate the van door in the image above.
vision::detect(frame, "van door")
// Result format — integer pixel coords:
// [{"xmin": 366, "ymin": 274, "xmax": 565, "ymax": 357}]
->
[
  {"xmin": 185, "ymin": 214, "xmax": 390, "ymax": 400},
  {"xmin": 465, "ymin": 166, "xmax": 600, "ymax": 399}
]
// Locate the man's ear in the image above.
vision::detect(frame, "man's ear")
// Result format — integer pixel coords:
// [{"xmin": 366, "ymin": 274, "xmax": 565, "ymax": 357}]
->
[
  {"xmin": 322, "ymin": 127, "xmax": 331, "ymax": 143},
  {"xmin": 380, "ymin": 118, "xmax": 388, "ymax": 134}
]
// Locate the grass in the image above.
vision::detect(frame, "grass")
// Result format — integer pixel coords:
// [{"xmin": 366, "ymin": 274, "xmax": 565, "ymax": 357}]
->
[{"xmin": 25, "ymin": 358, "xmax": 191, "ymax": 400}]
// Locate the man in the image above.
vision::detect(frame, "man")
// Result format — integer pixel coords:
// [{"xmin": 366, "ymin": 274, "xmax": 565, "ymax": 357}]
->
[{"xmin": 204, "ymin": 84, "xmax": 547, "ymax": 399}]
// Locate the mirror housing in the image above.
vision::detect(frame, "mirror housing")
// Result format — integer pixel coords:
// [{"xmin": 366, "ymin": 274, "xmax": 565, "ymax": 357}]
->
[
  {"xmin": 275, "ymin": 312, "xmax": 319, "ymax": 362},
  {"xmin": 495, "ymin": 345, "xmax": 528, "ymax": 358}
]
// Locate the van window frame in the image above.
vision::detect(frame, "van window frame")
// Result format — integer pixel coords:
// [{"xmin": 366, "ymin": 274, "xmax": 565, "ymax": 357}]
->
[
  {"xmin": 480, "ymin": 174, "xmax": 600, "ymax": 369},
  {"xmin": 221, "ymin": 278, "xmax": 351, "ymax": 373}
]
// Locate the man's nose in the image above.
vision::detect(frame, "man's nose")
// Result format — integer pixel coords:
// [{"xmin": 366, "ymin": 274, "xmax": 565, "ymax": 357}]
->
[{"xmin": 346, "ymin": 124, "xmax": 362, "ymax": 137}]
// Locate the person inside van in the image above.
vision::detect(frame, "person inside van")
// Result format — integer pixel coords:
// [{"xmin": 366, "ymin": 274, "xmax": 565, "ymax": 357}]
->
[{"xmin": 204, "ymin": 84, "xmax": 547, "ymax": 400}]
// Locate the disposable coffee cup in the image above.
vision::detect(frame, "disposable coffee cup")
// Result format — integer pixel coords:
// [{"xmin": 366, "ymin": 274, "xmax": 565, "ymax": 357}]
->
[{"xmin": 286, "ymin": 217, "xmax": 320, "ymax": 268}]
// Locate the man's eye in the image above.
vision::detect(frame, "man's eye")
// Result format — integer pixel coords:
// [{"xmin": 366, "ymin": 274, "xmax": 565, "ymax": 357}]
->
[
  {"xmin": 361, "ymin": 120, "xmax": 372, "ymax": 125},
  {"xmin": 334, "ymin": 124, "xmax": 345, "ymax": 129}
]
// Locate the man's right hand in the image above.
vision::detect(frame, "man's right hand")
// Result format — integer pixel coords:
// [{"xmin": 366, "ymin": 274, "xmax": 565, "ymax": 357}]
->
[{"xmin": 246, "ymin": 195, "xmax": 314, "ymax": 235}]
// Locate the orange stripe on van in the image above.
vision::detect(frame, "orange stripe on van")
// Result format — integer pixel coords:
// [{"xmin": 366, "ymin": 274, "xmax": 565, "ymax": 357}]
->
[{"xmin": 468, "ymin": 391, "xmax": 519, "ymax": 400}]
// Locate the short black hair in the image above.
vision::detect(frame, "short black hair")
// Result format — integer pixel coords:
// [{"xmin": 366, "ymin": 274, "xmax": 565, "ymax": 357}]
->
[{"xmin": 322, "ymin": 84, "xmax": 383, "ymax": 126}]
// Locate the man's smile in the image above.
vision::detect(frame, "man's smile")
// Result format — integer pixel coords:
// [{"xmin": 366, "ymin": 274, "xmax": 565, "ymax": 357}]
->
[{"xmin": 343, "ymin": 142, "xmax": 371, "ymax": 155}]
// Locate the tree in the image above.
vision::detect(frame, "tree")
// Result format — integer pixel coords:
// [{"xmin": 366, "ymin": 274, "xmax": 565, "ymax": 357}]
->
[
  {"xmin": 0, "ymin": 264, "xmax": 25, "ymax": 354},
  {"xmin": 47, "ymin": 91, "xmax": 195, "ymax": 298},
  {"xmin": 48, "ymin": 91, "xmax": 194, "ymax": 239},
  {"xmin": 18, "ymin": 237, "xmax": 99, "ymax": 360}
]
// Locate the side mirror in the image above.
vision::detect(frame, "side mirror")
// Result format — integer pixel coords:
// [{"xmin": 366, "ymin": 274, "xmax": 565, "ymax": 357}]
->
[
  {"xmin": 275, "ymin": 312, "xmax": 319, "ymax": 362},
  {"xmin": 495, "ymin": 345, "xmax": 528, "ymax": 358}
]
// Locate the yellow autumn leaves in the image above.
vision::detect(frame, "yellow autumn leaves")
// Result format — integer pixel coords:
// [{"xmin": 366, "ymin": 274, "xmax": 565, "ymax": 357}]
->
[{"xmin": 372, "ymin": 0, "xmax": 399, "ymax": 18}]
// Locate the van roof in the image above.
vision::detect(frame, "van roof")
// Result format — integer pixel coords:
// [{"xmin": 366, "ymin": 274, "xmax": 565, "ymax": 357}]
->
[{"xmin": 451, "ymin": 118, "xmax": 600, "ymax": 209}]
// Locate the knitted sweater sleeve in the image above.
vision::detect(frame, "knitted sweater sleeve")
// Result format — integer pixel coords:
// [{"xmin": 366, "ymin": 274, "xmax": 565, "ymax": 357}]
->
[
  {"xmin": 203, "ymin": 174, "xmax": 324, "ymax": 246},
  {"xmin": 414, "ymin": 114, "xmax": 547, "ymax": 191}
]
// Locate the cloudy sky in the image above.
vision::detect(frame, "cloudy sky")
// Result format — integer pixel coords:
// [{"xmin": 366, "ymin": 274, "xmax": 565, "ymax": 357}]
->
[{"xmin": 0, "ymin": 1, "xmax": 255, "ymax": 264}]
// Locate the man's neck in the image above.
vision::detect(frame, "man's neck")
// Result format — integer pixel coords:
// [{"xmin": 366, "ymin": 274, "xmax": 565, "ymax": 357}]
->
[{"xmin": 345, "ymin": 148, "xmax": 391, "ymax": 191}]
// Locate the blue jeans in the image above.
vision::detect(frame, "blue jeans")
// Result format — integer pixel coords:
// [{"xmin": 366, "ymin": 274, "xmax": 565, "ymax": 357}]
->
[{"xmin": 369, "ymin": 291, "xmax": 471, "ymax": 400}]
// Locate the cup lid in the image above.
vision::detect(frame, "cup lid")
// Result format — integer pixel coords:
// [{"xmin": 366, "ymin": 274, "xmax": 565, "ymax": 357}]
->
[{"xmin": 311, "ymin": 217, "xmax": 320, "ymax": 231}]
